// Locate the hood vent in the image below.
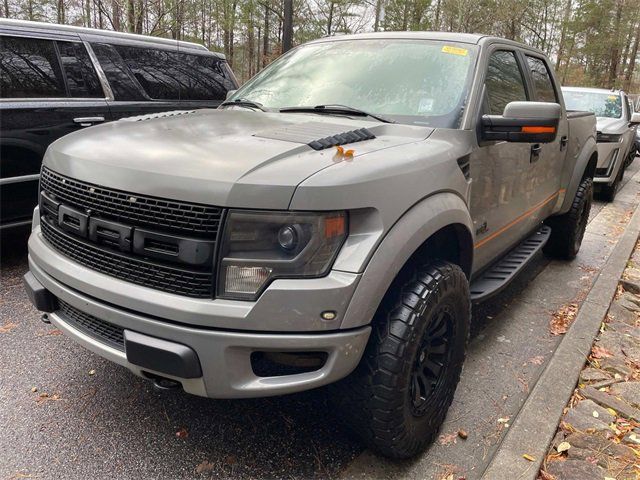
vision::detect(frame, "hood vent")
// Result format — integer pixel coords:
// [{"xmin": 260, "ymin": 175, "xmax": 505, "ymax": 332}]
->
[
  {"xmin": 119, "ymin": 110, "xmax": 197, "ymax": 122},
  {"xmin": 254, "ymin": 121, "xmax": 376, "ymax": 150}
]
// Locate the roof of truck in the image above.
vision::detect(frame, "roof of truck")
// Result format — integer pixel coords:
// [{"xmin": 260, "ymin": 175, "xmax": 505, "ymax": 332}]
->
[
  {"xmin": 0, "ymin": 18, "xmax": 223, "ymax": 57},
  {"xmin": 308, "ymin": 31, "xmax": 545, "ymax": 53}
]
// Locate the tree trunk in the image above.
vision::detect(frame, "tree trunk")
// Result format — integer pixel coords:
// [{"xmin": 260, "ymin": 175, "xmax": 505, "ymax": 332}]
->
[
  {"xmin": 607, "ymin": 0, "xmax": 625, "ymax": 88},
  {"xmin": 282, "ymin": 0, "xmax": 293, "ymax": 52},
  {"xmin": 127, "ymin": 0, "xmax": 135, "ymax": 32},
  {"xmin": 112, "ymin": 0, "xmax": 121, "ymax": 30},
  {"xmin": 556, "ymin": 0, "xmax": 573, "ymax": 70},
  {"xmin": 373, "ymin": 0, "xmax": 382, "ymax": 32},
  {"xmin": 624, "ymin": 21, "xmax": 640, "ymax": 91},
  {"xmin": 327, "ymin": 1, "xmax": 334, "ymax": 35},
  {"xmin": 135, "ymin": 0, "xmax": 143, "ymax": 33},
  {"xmin": 263, "ymin": 3, "xmax": 269, "ymax": 66},
  {"xmin": 3, "ymin": 0, "xmax": 9, "ymax": 18},
  {"xmin": 57, "ymin": 0, "xmax": 65, "ymax": 23},
  {"xmin": 85, "ymin": 0, "xmax": 91, "ymax": 27}
]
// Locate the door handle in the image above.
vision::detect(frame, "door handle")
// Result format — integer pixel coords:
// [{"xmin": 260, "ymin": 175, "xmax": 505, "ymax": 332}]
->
[
  {"xmin": 530, "ymin": 144, "xmax": 542, "ymax": 163},
  {"xmin": 73, "ymin": 116, "xmax": 105, "ymax": 127},
  {"xmin": 560, "ymin": 135, "xmax": 569, "ymax": 151}
]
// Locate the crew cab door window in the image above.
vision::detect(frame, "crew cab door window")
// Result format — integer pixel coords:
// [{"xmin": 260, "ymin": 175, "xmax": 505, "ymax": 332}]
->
[
  {"xmin": 526, "ymin": 56, "xmax": 557, "ymax": 103},
  {"xmin": 0, "ymin": 36, "xmax": 65, "ymax": 98},
  {"xmin": 485, "ymin": 50, "xmax": 527, "ymax": 115},
  {"xmin": 91, "ymin": 43, "xmax": 146, "ymax": 101}
]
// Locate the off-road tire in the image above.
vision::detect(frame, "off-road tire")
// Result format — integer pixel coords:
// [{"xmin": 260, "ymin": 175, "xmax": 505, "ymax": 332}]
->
[
  {"xmin": 599, "ymin": 166, "xmax": 622, "ymax": 202},
  {"xmin": 330, "ymin": 260, "xmax": 470, "ymax": 459},
  {"xmin": 543, "ymin": 176, "xmax": 593, "ymax": 259}
]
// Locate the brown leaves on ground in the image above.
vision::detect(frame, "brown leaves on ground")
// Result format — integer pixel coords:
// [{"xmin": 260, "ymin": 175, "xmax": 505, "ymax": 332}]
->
[
  {"xmin": 0, "ymin": 322, "xmax": 17, "ymax": 334},
  {"xmin": 35, "ymin": 392, "xmax": 61, "ymax": 404},
  {"xmin": 528, "ymin": 355, "xmax": 545, "ymax": 365},
  {"xmin": 176, "ymin": 427, "xmax": 189, "ymax": 439},
  {"xmin": 549, "ymin": 303, "xmax": 578, "ymax": 335},
  {"xmin": 195, "ymin": 460, "xmax": 214, "ymax": 474},
  {"xmin": 438, "ymin": 432, "xmax": 458, "ymax": 446},
  {"xmin": 590, "ymin": 346, "xmax": 613, "ymax": 359}
]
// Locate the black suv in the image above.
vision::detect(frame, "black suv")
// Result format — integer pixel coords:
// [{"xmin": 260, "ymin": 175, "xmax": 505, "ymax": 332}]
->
[{"xmin": 0, "ymin": 19, "xmax": 238, "ymax": 229}]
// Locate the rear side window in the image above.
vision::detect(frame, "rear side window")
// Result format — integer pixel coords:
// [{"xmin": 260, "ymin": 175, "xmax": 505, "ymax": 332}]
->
[
  {"xmin": 485, "ymin": 50, "xmax": 527, "ymax": 115},
  {"xmin": 114, "ymin": 45, "xmax": 233, "ymax": 100},
  {"xmin": 526, "ymin": 56, "xmax": 557, "ymax": 103},
  {"xmin": 91, "ymin": 43, "xmax": 145, "ymax": 101},
  {"xmin": 0, "ymin": 35, "xmax": 65, "ymax": 98},
  {"xmin": 56, "ymin": 41, "xmax": 102, "ymax": 98}
]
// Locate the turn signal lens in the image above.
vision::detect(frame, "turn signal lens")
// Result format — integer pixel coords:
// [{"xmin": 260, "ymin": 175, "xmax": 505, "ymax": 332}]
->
[{"xmin": 521, "ymin": 126, "xmax": 556, "ymax": 134}]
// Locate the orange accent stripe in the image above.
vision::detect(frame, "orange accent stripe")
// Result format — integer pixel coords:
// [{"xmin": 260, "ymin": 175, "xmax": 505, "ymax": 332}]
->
[
  {"xmin": 522, "ymin": 126, "xmax": 556, "ymax": 134},
  {"xmin": 474, "ymin": 189, "xmax": 566, "ymax": 249}
]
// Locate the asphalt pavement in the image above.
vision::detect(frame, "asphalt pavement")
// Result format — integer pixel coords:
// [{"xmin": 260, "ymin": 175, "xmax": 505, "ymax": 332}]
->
[{"xmin": 2, "ymin": 158, "xmax": 640, "ymax": 480}]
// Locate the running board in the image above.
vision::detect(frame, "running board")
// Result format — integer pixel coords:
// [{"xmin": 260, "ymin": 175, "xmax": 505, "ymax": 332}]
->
[{"xmin": 470, "ymin": 225, "xmax": 551, "ymax": 303}]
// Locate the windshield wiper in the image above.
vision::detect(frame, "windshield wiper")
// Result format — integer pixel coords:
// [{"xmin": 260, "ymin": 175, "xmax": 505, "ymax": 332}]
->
[
  {"xmin": 279, "ymin": 104, "xmax": 395, "ymax": 124},
  {"xmin": 220, "ymin": 97, "xmax": 266, "ymax": 112}
]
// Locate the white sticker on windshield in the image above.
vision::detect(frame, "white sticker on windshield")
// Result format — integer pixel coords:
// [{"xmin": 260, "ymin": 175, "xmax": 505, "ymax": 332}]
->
[{"xmin": 418, "ymin": 98, "xmax": 434, "ymax": 113}]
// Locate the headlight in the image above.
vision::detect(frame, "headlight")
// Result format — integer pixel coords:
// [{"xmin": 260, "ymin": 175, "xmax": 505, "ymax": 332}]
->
[
  {"xmin": 597, "ymin": 132, "xmax": 622, "ymax": 143},
  {"xmin": 217, "ymin": 210, "xmax": 348, "ymax": 300}
]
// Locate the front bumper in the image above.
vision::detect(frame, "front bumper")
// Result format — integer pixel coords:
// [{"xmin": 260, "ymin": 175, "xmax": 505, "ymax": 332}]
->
[{"xmin": 27, "ymin": 259, "xmax": 370, "ymax": 398}]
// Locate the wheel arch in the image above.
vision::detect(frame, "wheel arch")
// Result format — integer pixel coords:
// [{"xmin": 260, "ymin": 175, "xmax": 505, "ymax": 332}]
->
[
  {"xmin": 558, "ymin": 138, "xmax": 597, "ymax": 214},
  {"xmin": 340, "ymin": 192, "xmax": 473, "ymax": 330}
]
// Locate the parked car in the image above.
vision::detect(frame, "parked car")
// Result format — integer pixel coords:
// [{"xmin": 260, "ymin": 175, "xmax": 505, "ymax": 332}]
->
[
  {"xmin": 24, "ymin": 32, "xmax": 598, "ymax": 459},
  {"xmin": 0, "ymin": 19, "xmax": 238, "ymax": 230},
  {"xmin": 562, "ymin": 87, "xmax": 640, "ymax": 200}
]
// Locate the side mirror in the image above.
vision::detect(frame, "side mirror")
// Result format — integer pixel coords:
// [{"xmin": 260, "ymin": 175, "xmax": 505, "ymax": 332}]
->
[
  {"xmin": 630, "ymin": 112, "xmax": 640, "ymax": 126},
  {"xmin": 226, "ymin": 89, "xmax": 237, "ymax": 100},
  {"xmin": 481, "ymin": 101, "xmax": 562, "ymax": 143}
]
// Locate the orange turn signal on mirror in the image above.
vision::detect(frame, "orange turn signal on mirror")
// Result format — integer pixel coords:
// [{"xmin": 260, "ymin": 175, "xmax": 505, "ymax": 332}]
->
[{"xmin": 521, "ymin": 126, "xmax": 556, "ymax": 134}]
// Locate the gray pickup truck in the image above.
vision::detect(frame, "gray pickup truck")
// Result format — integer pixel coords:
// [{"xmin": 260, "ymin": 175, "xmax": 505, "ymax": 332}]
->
[{"xmin": 24, "ymin": 32, "xmax": 597, "ymax": 458}]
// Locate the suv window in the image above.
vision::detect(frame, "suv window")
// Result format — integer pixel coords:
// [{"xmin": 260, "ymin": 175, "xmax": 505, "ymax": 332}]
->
[
  {"xmin": 91, "ymin": 43, "xmax": 146, "ymax": 101},
  {"xmin": 526, "ymin": 56, "xmax": 557, "ymax": 103},
  {"xmin": 0, "ymin": 35, "xmax": 65, "ymax": 98},
  {"xmin": 114, "ymin": 45, "xmax": 230, "ymax": 100},
  {"xmin": 485, "ymin": 50, "xmax": 527, "ymax": 115},
  {"xmin": 57, "ymin": 41, "xmax": 103, "ymax": 98}
]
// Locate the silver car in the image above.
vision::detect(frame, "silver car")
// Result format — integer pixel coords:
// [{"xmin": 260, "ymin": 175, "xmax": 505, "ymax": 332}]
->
[{"xmin": 562, "ymin": 87, "xmax": 639, "ymax": 201}]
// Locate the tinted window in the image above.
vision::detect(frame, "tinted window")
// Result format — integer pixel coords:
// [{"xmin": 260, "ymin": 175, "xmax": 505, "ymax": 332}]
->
[
  {"xmin": 485, "ymin": 50, "xmax": 527, "ymax": 115},
  {"xmin": 0, "ymin": 35, "xmax": 65, "ymax": 98},
  {"xmin": 526, "ymin": 56, "xmax": 557, "ymax": 103},
  {"xmin": 115, "ymin": 45, "xmax": 234, "ymax": 100},
  {"xmin": 57, "ymin": 41, "xmax": 102, "ymax": 98},
  {"xmin": 91, "ymin": 43, "xmax": 145, "ymax": 101}
]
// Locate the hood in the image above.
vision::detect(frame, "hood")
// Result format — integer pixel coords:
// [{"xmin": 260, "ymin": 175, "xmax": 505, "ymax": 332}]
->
[
  {"xmin": 596, "ymin": 116, "xmax": 626, "ymax": 134},
  {"xmin": 44, "ymin": 109, "xmax": 432, "ymax": 209}
]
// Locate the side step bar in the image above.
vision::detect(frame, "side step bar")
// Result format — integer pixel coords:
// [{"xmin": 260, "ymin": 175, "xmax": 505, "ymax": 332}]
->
[{"xmin": 470, "ymin": 225, "xmax": 551, "ymax": 303}]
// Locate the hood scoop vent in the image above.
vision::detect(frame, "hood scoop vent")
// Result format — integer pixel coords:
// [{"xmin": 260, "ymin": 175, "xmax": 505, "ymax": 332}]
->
[
  {"xmin": 254, "ymin": 121, "xmax": 376, "ymax": 151},
  {"xmin": 119, "ymin": 110, "xmax": 197, "ymax": 122}
]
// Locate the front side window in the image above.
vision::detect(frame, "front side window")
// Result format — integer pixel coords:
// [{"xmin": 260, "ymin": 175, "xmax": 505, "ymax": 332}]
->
[
  {"xmin": 563, "ymin": 90, "xmax": 622, "ymax": 119},
  {"xmin": 485, "ymin": 50, "xmax": 527, "ymax": 115},
  {"xmin": 526, "ymin": 56, "xmax": 557, "ymax": 103},
  {"xmin": 230, "ymin": 39, "xmax": 478, "ymax": 128},
  {"xmin": 0, "ymin": 35, "xmax": 65, "ymax": 98},
  {"xmin": 57, "ymin": 41, "xmax": 103, "ymax": 98}
]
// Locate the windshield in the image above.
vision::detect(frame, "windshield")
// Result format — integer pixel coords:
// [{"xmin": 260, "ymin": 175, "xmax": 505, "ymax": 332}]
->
[
  {"xmin": 229, "ymin": 39, "xmax": 478, "ymax": 128},
  {"xmin": 563, "ymin": 90, "xmax": 623, "ymax": 119}
]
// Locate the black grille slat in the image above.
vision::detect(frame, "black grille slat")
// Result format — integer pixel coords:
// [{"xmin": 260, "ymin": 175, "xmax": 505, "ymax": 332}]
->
[
  {"xmin": 58, "ymin": 300, "xmax": 125, "ymax": 351},
  {"xmin": 40, "ymin": 167, "xmax": 222, "ymax": 236},
  {"xmin": 41, "ymin": 219, "xmax": 213, "ymax": 298}
]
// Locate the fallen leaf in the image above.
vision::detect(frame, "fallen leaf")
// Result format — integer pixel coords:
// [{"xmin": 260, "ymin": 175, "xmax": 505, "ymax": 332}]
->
[
  {"xmin": 438, "ymin": 432, "xmax": 458, "ymax": 446},
  {"xmin": 497, "ymin": 417, "xmax": 510, "ymax": 424},
  {"xmin": 606, "ymin": 408, "xmax": 617, "ymax": 416},
  {"xmin": 557, "ymin": 441, "xmax": 571, "ymax": 453},
  {"xmin": 549, "ymin": 303, "xmax": 578, "ymax": 335},
  {"xmin": 176, "ymin": 428, "xmax": 189, "ymax": 439},
  {"xmin": 528, "ymin": 355, "xmax": 545, "ymax": 365},
  {"xmin": 0, "ymin": 323, "xmax": 17, "ymax": 334},
  {"xmin": 591, "ymin": 346, "xmax": 613, "ymax": 359},
  {"xmin": 195, "ymin": 460, "xmax": 214, "ymax": 474},
  {"xmin": 46, "ymin": 329, "xmax": 63, "ymax": 336},
  {"xmin": 30, "ymin": 387, "xmax": 37, "ymax": 393},
  {"xmin": 522, "ymin": 453, "xmax": 535, "ymax": 462},
  {"xmin": 457, "ymin": 429, "xmax": 468, "ymax": 440},
  {"xmin": 88, "ymin": 370, "xmax": 96, "ymax": 376},
  {"xmin": 592, "ymin": 411, "xmax": 599, "ymax": 418}
]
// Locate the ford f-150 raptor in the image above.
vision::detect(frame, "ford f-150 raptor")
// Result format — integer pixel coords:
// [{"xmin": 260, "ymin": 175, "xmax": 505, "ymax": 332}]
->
[{"xmin": 24, "ymin": 32, "xmax": 598, "ymax": 458}]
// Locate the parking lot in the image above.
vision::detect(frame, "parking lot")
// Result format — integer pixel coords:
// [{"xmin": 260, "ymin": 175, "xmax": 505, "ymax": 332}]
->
[{"xmin": 1, "ymin": 157, "xmax": 639, "ymax": 480}]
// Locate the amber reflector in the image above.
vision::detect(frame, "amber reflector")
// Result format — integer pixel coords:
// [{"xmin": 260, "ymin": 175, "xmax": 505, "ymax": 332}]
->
[{"xmin": 521, "ymin": 126, "xmax": 556, "ymax": 133}]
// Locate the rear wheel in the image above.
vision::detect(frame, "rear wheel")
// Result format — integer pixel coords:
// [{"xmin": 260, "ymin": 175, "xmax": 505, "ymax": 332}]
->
[
  {"xmin": 331, "ymin": 260, "xmax": 470, "ymax": 459},
  {"xmin": 544, "ymin": 176, "xmax": 593, "ymax": 259}
]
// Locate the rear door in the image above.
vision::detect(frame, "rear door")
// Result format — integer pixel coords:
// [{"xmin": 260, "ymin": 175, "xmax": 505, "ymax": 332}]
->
[
  {"xmin": 0, "ymin": 33, "xmax": 110, "ymax": 226},
  {"xmin": 89, "ymin": 42, "xmax": 236, "ymax": 120}
]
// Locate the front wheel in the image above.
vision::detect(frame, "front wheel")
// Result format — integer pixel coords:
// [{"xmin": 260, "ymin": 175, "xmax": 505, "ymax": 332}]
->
[
  {"xmin": 544, "ymin": 176, "xmax": 593, "ymax": 259},
  {"xmin": 330, "ymin": 260, "xmax": 470, "ymax": 459}
]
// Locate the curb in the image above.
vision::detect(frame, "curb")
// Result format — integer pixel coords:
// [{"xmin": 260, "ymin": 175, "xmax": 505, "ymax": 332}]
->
[{"xmin": 481, "ymin": 205, "xmax": 640, "ymax": 479}]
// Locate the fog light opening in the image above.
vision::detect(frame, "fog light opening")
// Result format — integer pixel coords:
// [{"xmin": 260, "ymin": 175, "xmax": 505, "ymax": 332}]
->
[{"xmin": 250, "ymin": 351, "xmax": 328, "ymax": 377}]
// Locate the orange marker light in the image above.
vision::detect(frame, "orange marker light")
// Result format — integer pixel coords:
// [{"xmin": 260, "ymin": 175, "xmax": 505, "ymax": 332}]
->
[
  {"xmin": 521, "ymin": 126, "xmax": 556, "ymax": 134},
  {"xmin": 324, "ymin": 215, "xmax": 346, "ymax": 238}
]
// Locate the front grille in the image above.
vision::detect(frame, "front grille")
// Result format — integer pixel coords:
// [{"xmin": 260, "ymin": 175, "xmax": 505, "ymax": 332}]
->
[
  {"xmin": 58, "ymin": 299, "xmax": 125, "ymax": 351},
  {"xmin": 40, "ymin": 167, "xmax": 222, "ymax": 236},
  {"xmin": 41, "ymin": 218, "xmax": 214, "ymax": 297}
]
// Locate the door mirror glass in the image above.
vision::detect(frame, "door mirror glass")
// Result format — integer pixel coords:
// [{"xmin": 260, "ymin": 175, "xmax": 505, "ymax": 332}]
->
[
  {"xmin": 630, "ymin": 112, "xmax": 640, "ymax": 126},
  {"xmin": 481, "ymin": 101, "xmax": 562, "ymax": 143}
]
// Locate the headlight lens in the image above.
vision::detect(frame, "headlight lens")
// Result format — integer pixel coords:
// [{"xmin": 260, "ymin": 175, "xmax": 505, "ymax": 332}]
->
[
  {"xmin": 597, "ymin": 132, "xmax": 622, "ymax": 143},
  {"xmin": 217, "ymin": 210, "xmax": 348, "ymax": 300}
]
